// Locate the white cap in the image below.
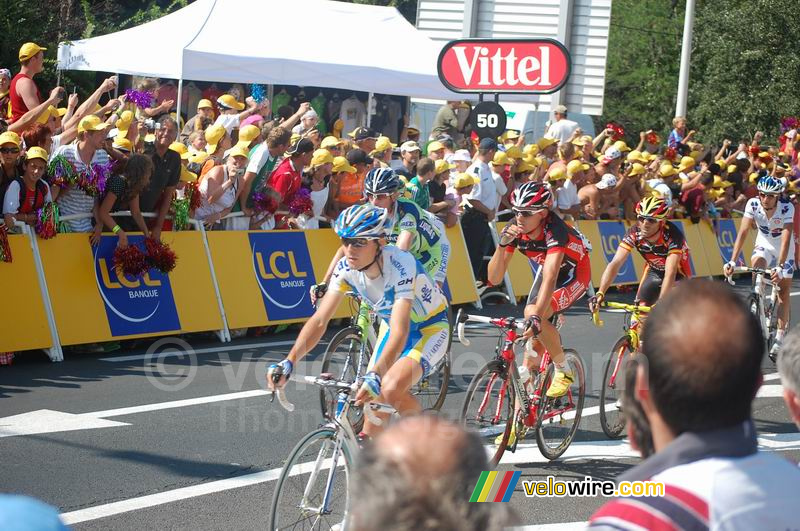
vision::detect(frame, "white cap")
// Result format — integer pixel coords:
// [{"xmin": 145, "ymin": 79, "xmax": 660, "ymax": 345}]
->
[
  {"xmin": 596, "ymin": 173, "xmax": 618, "ymax": 190},
  {"xmin": 452, "ymin": 149, "xmax": 471, "ymax": 163},
  {"xmin": 302, "ymin": 109, "xmax": 318, "ymax": 120},
  {"xmin": 603, "ymin": 146, "xmax": 622, "ymax": 162},
  {"xmin": 106, "ymin": 128, "xmax": 119, "ymax": 140},
  {"xmin": 736, "ymin": 151, "xmax": 749, "ymax": 160}
]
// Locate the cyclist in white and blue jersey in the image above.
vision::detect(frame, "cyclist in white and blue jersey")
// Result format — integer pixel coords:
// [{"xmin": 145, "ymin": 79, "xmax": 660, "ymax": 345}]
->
[
  {"xmin": 725, "ymin": 175, "xmax": 794, "ymax": 354},
  {"xmin": 268, "ymin": 204, "xmax": 450, "ymax": 438}
]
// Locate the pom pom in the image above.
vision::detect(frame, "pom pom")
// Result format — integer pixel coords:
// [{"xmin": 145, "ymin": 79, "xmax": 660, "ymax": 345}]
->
[
  {"xmin": 171, "ymin": 197, "xmax": 190, "ymax": 231},
  {"xmin": 46, "ymin": 155, "xmax": 79, "ymax": 189},
  {"xmin": 83, "ymin": 161, "xmax": 113, "ymax": 197},
  {"xmin": 250, "ymin": 84, "xmax": 267, "ymax": 104},
  {"xmin": 252, "ymin": 186, "xmax": 281, "ymax": 214},
  {"xmin": 0, "ymin": 224, "xmax": 11, "ymax": 263},
  {"xmin": 749, "ymin": 145, "xmax": 761, "ymax": 156},
  {"xmin": 187, "ymin": 181, "xmax": 202, "ymax": 211},
  {"xmin": 645, "ymin": 132, "xmax": 660, "ymax": 145},
  {"xmin": 605, "ymin": 122, "xmax": 625, "ymax": 141},
  {"xmin": 664, "ymin": 147, "xmax": 677, "ymax": 161},
  {"xmin": 124, "ymin": 89, "xmax": 155, "ymax": 109},
  {"xmin": 287, "ymin": 188, "xmax": 314, "ymax": 216},
  {"xmin": 113, "ymin": 244, "xmax": 149, "ymax": 277},
  {"xmin": 781, "ymin": 116, "xmax": 798, "ymax": 133},
  {"xmin": 144, "ymin": 238, "xmax": 177, "ymax": 274},
  {"xmin": 35, "ymin": 202, "xmax": 60, "ymax": 240}
]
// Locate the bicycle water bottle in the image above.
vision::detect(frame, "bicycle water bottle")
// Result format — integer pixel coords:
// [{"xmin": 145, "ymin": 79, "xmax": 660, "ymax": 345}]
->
[
  {"xmin": 335, "ymin": 391, "xmax": 347, "ymax": 417},
  {"xmin": 356, "ymin": 303, "xmax": 370, "ymax": 331}
]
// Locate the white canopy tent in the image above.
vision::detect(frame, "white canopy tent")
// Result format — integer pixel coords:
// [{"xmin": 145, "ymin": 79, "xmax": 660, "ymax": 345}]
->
[{"xmin": 56, "ymin": 0, "xmax": 499, "ymax": 105}]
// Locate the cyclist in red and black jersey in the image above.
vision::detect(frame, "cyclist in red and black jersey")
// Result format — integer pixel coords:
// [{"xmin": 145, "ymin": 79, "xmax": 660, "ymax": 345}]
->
[
  {"xmin": 590, "ymin": 196, "xmax": 691, "ymax": 311},
  {"xmin": 488, "ymin": 181, "xmax": 591, "ymax": 398}
]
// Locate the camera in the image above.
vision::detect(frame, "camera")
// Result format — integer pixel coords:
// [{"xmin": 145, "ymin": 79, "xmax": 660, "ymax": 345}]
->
[{"xmin": 144, "ymin": 118, "xmax": 161, "ymax": 130}]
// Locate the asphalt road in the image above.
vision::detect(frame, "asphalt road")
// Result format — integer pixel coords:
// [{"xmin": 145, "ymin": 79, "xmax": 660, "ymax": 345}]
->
[{"xmin": 1, "ymin": 280, "xmax": 799, "ymax": 530}]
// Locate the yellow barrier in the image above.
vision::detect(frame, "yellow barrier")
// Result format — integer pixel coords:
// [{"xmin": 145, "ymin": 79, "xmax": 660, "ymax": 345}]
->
[
  {"xmin": 38, "ymin": 232, "xmax": 224, "ymax": 345},
  {"xmin": 0, "ymin": 234, "xmax": 53, "ymax": 352},
  {"xmin": 578, "ymin": 220, "xmax": 641, "ymax": 286}
]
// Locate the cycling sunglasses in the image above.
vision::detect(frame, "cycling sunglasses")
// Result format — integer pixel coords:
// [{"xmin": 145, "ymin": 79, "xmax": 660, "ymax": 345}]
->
[
  {"xmin": 0, "ymin": 147, "xmax": 20, "ymax": 154},
  {"xmin": 366, "ymin": 192, "xmax": 393, "ymax": 201},
  {"xmin": 341, "ymin": 237, "xmax": 370, "ymax": 248},
  {"xmin": 758, "ymin": 192, "xmax": 778, "ymax": 198},
  {"xmin": 512, "ymin": 208, "xmax": 542, "ymax": 218},
  {"xmin": 637, "ymin": 215, "xmax": 658, "ymax": 223}
]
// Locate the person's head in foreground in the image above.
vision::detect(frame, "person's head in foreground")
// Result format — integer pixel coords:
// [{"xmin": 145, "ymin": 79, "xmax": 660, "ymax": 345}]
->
[{"xmin": 778, "ymin": 329, "xmax": 800, "ymax": 428}]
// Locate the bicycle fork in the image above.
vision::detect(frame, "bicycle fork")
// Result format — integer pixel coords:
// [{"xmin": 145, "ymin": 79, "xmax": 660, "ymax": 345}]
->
[{"xmin": 301, "ymin": 436, "xmax": 344, "ymax": 516}]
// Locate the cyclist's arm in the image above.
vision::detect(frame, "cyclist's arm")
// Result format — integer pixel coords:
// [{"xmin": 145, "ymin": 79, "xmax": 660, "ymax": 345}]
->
[
  {"xmin": 369, "ymin": 298, "xmax": 412, "ymax": 377},
  {"xmin": 729, "ymin": 216, "xmax": 753, "ymax": 267},
  {"xmin": 286, "ymin": 289, "xmax": 344, "ymax": 365},
  {"xmin": 487, "ymin": 245, "xmax": 514, "ymax": 286},
  {"xmin": 396, "ymin": 230, "xmax": 414, "ymax": 252},
  {"xmin": 597, "ymin": 245, "xmax": 632, "ymax": 296},
  {"xmin": 321, "ymin": 246, "xmax": 345, "ymax": 285},
  {"xmin": 779, "ymin": 222, "xmax": 793, "ymax": 266},
  {"xmin": 531, "ymin": 250, "xmax": 563, "ymax": 317},
  {"xmin": 660, "ymin": 252, "xmax": 681, "ymax": 299}
]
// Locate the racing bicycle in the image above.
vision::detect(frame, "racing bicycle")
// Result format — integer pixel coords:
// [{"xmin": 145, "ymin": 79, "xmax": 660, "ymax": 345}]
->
[
  {"xmin": 318, "ymin": 291, "xmax": 451, "ymax": 431},
  {"xmin": 591, "ymin": 301, "xmax": 651, "ymax": 439},
  {"xmin": 269, "ymin": 375, "xmax": 395, "ymax": 531},
  {"xmin": 726, "ymin": 266, "xmax": 782, "ymax": 361},
  {"xmin": 456, "ymin": 309, "xmax": 586, "ymax": 465}
]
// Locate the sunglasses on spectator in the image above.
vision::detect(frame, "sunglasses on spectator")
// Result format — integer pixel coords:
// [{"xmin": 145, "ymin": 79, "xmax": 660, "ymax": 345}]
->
[
  {"xmin": 637, "ymin": 215, "xmax": 658, "ymax": 223},
  {"xmin": 342, "ymin": 237, "xmax": 370, "ymax": 248},
  {"xmin": 366, "ymin": 192, "xmax": 393, "ymax": 201},
  {"xmin": 0, "ymin": 147, "xmax": 19, "ymax": 154},
  {"xmin": 513, "ymin": 208, "xmax": 542, "ymax": 218}
]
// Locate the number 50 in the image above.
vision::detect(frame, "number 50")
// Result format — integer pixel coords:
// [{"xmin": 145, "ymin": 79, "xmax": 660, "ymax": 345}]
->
[{"xmin": 476, "ymin": 113, "xmax": 498, "ymax": 128}]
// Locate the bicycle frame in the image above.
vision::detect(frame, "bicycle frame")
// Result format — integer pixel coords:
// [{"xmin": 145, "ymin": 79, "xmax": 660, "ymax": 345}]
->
[
  {"xmin": 728, "ymin": 266, "xmax": 781, "ymax": 343},
  {"xmin": 592, "ymin": 302, "xmax": 650, "ymax": 393}
]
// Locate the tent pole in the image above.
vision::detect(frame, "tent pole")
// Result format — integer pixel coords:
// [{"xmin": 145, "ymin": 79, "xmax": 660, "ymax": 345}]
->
[
  {"xmin": 366, "ymin": 92, "xmax": 374, "ymax": 128},
  {"xmin": 114, "ymin": 74, "xmax": 119, "ymax": 98},
  {"xmin": 175, "ymin": 78, "xmax": 183, "ymax": 130}
]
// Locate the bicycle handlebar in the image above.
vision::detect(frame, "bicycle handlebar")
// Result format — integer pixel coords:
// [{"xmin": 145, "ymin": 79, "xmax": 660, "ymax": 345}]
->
[
  {"xmin": 724, "ymin": 266, "xmax": 780, "ymax": 290},
  {"xmin": 591, "ymin": 301, "xmax": 650, "ymax": 328},
  {"xmin": 456, "ymin": 309, "xmax": 526, "ymax": 347}
]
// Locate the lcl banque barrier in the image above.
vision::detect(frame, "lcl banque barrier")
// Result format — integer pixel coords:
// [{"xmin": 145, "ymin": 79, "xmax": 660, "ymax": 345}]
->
[{"xmin": 0, "ymin": 215, "xmax": 755, "ymax": 359}]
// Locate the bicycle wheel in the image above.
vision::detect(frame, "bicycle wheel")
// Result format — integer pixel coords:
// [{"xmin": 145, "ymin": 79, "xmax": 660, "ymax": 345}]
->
[
  {"xmin": 765, "ymin": 297, "xmax": 781, "ymax": 361},
  {"xmin": 319, "ymin": 327, "xmax": 370, "ymax": 430},
  {"xmin": 599, "ymin": 337, "xmax": 632, "ymax": 439},
  {"xmin": 460, "ymin": 360, "xmax": 516, "ymax": 467},
  {"xmin": 410, "ymin": 343, "xmax": 451, "ymax": 411},
  {"xmin": 269, "ymin": 427, "xmax": 353, "ymax": 531},
  {"xmin": 535, "ymin": 349, "xmax": 586, "ymax": 460}
]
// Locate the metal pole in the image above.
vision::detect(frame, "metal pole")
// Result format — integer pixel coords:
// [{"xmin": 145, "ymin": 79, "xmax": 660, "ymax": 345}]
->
[
  {"xmin": 175, "ymin": 78, "xmax": 184, "ymax": 129},
  {"xmin": 24, "ymin": 223, "xmax": 64, "ymax": 362},
  {"xmin": 675, "ymin": 0, "xmax": 696, "ymax": 117},
  {"xmin": 366, "ymin": 92, "xmax": 374, "ymax": 128}
]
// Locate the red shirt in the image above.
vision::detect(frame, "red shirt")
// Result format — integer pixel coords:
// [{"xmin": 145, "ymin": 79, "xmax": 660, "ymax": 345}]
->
[
  {"xmin": 9, "ymin": 73, "xmax": 40, "ymax": 124},
  {"xmin": 267, "ymin": 157, "xmax": 302, "ymax": 204}
]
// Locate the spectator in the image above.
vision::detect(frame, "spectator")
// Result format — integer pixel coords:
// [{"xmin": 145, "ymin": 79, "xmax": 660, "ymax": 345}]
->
[
  {"xmin": 557, "ymin": 159, "xmax": 587, "ymax": 219},
  {"xmin": 266, "ymin": 138, "xmax": 315, "ymax": 227},
  {"xmin": 203, "ymin": 124, "xmax": 231, "ymax": 169},
  {"xmin": 588, "ymin": 280, "xmax": 800, "ymax": 529},
  {"xmin": 536, "ymin": 136, "xmax": 558, "ymax": 164},
  {"xmin": 213, "ymin": 94, "xmax": 260, "ymax": 135},
  {"xmin": 297, "ymin": 148, "xmax": 333, "ymax": 229},
  {"xmin": 326, "ymin": 155, "xmax": 356, "ymax": 219},
  {"xmin": 595, "ymin": 145, "xmax": 623, "ymax": 179},
  {"xmin": 350, "ymin": 126, "xmax": 378, "ymax": 155},
  {"xmin": 489, "ymin": 151, "xmax": 509, "ymax": 212},
  {"xmin": 428, "ymin": 159, "xmax": 457, "ymax": 226},
  {"xmin": 54, "ymin": 115, "xmax": 111, "ymax": 234},
  {"xmin": 370, "ymin": 136, "xmax": 395, "ymax": 169},
  {"xmin": 437, "ymin": 134, "xmax": 456, "ymax": 162},
  {"xmin": 350, "ymin": 416, "xmax": 514, "ymax": 531},
  {"xmin": 320, "ymin": 135, "xmax": 344, "ymax": 158},
  {"xmin": 427, "ymin": 140, "xmax": 445, "ymax": 161},
  {"xmin": 406, "ymin": 157, "xmax": 436, "ymax": 210},
  {"xmin": 0, "ymin": 69, "xmax": 10, "ymax": 120},
  {"xmin": 96, "ymin": 154, "xmax": 153, "ymax": 247},
  {"xmin": 448, "ymin": 172, "xmax": 476, "ymax": 217},
  {"xmin": 135, "ymin": 116, "xmax": 180, "ymax": 240},
  {"xmin": 778, "ymin": 329, "xmax": 800, "ymax": 428},
  {"xmin": 578, "ymin": 173, "xmax": 617, "ymax": 220},
  {"xmin": 451, "ymin": 148, "xmax": 472, "ymax": 175},
  {"xmin": 334, "ymin": 148, "xmax": 370, "ymax": 212},
  {"xmin": 395, "ymin": 141, "xmax": 420, "ymax": 181},
  {"xmin": 430, "ymin": 101, "xmax": 461, "ymax": 140},
  {"xmin": 617, "ymin": 162, "xmax": 646, "ymax": 219},
  {"xmin": 179, "ymin": 99, "xmax": 214, "ymax": 143},
  {"xmin": 291, "ymin": 109, "xmax": 318, "ymax": 136},
  {"xmin": 0, "ymin": 131, "xmax": 22, "ymax": 201},
  {"xmin": 544, "ymin": 104, "xmax": 578, "ymax": 144},
  {"xmin": 195, "ymin": 145, "xmax": 248, "ymax": 228},
  {"xmin": 2, "ymin": 146, "xmax": 51, "ymax": 230},
  {"xmin": 235, "ymin": 124, "xmax": 261, "ymax": 153},
  {"xmin": 9, "ymin": 43, "xmax": 46, "ymax": 123},
  {"xmin": 667, "ymin": 116, "xmax": 695, "ymax": 150},
  {"xmin": 187, "ymin": 131, "xmax": 206, "ymax": 154},
  {"xmin": 462, "ymin": 138, "xmax": 498, "ymax": 282}
]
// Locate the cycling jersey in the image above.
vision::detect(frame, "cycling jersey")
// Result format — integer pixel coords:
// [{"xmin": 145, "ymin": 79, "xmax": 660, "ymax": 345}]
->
[
  {"xmin": 504, "ymin": 213, "xmax": 589, "ymax": 281},
  {"xmin": 744, "ymin": 197, "xmax": 794, "ymax": 243},
  {"xmin": 389, "ymin": 198, "xmax": 448, "ymax": 282},
  {"xmin": 329, "ymin": 245, "xmax": 448, "ymax": 325},
  {"xmin": 620, "ymin": 220, "xmax": 692, "ymax": 278}
]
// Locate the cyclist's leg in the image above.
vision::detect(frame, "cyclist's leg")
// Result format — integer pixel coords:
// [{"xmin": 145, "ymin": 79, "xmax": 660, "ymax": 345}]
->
[
  {"xmin": 777, "ymin": 259, "xmax": 794, "ymax": 341},
  {"xmin": 523, "ymin": 268, "xmax": 546, "ymax": 372}
]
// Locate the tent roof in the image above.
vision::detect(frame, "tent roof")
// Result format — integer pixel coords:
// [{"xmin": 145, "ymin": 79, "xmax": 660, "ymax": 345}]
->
[{"xmin": 57, "ymin": 0, "xmax": 482, "ymax": 101}]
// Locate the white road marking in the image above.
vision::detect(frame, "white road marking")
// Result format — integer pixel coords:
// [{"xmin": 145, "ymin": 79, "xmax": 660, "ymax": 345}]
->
[
  {"xmin": 790, "ymin": 291, "xmax": 800, "ymax": 297},
  {"xmin": 100, "ymin": 341, "xmax": 297, "ymax": 362},
  {"xmin": 0, "ymin": 410, "xmax": 129, "ymax": 438},
  {"xmin": 757, "ymin": 384, "xmax": 784, "ymax": 398},
  {"xmin": 764, "ymin": 372, "xmax": 781, "ymax": 381}
]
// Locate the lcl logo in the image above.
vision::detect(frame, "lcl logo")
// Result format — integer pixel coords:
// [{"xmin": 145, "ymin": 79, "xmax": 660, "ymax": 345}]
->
[
  {"xmin": 255, "ymin": 251, "xmax": 307, "ymax": 280},
  {"xmin": 98, "ymin": 258, "xmax": 161, "ymax": 289},
  {"xmin": 438, "ymin": 39, "xmax": 571, "ymax": 94}
]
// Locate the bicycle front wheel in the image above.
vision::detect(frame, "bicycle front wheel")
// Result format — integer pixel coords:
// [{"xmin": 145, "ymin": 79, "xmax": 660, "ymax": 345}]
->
[
  {"xmin": 535, "ymin": 349, "xmax": 586, "ymax": 460},
  {"xmin": 460, "ymin": 360, "xmax": 516, "ymax": 467},
  {"xmin": 319, "ymin": 327, "xmax": 370, "ymax": 430},
  {"xmin": 599, "ymin": 337, "xmax": 632, "ymax": 439},
  {"xmin": 269, "ymin": 428, "xmax": 353, "ymax": 531}
]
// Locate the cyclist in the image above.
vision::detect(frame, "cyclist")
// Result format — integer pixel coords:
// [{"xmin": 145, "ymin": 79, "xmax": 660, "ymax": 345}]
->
[
  {"xmin": 267, "ymin": 204, "xmax": 450, "ymax": 438},
  {"xmin": 724, "ymin": 175, "xmax": 794, "ymax": 355},
  {"xmin": 313, "ymin": 167, "xmax": 450, "ymax": 300},
  {"xmin": 489, "ymin": 181, "xmax": 591, "ymax": 398},
  {"xmin": 589, "ymin": 195, "xmax": 691, "ymax": 313}
]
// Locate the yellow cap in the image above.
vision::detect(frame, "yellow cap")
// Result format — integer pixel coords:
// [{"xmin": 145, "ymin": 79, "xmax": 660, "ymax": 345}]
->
[
  {"xmin": 547, "ymin": 166, "xmax": 567, "ymax": 181},
  {"xmin": 427, "ymin": 140, "xmax": 444, "ymax": 153},
  {"xmin": 454, "ymin": 172, "xmax": 478, "ymax": 189},
  {"xmin": 566, "ymin": 159, "xmax": 590, "ymax": 177},
  {"xmin": 435, "ymin": 159, "xmax": 455, "ymax": 174},
  {"xmin": 689, "ymin": 150, "xmax": 702, "ymax": 161},
  {"xmin": 238, "ymin": 124, "xmax": 260, "ymax": 143},
  {"xmin": 332, "ymin": 156, "xmax": 356, "ymax": 173},
  {"xmin": 205, "ymin": 124, "xmax": 226, "ymax": 153},
  {"xmin": 78, "ymin": 115, "xmax": 111, "ymax": 133},
  {"xmin": 289, "ymin": 133, "xmax": 302, "ymax": 146},
  {"xmin": 197, "ymin": 99, "xmax": 213, "ymax": 110},
  {"xmin": 523, "ymin": 144, "xmax": 540, "ymax": 156},
  {"xmin": 112, "ymin": 137, "xmax": 133, "ymax": 152},
  {"xmin": 217, "ymin": 94, "xmax": 244, "ymax": 111},
  {"xmin": 628, "ymin": 163, "xmax": 647, "ymax": 177},
  {"xmin": 678, "ymin": 156, "xmax": 696, "ymax": 172},
  {"xmin": 614, "ymin": 140, "xmax": 631, "ymax": 152},
  {"xmin": 321, "ymin": 136, "xmax": 343, "ymax": 149},
  {"xmin": 169, "ymin": 142, "xmax": 191, "ymax": 159},
  {"xmin": 19, "ymin": 42, "xmax": 46, "ymax": 62},
  {"xmin": 180, "ymin": 165, "xmax": 198, "ymax": 182},
  {"xmin": 502, "ymin": 130, "xmax": 520, "ymax": 141},
  {"xmin": 227, "ymin": 145, "xmax": 250, "ymax": 160},
  {"xmin": 188, "ymin": 150, "xmax": 210, "ymax": 165},
  {"xmin": 727, "ymin": 164, "xmax": 737, "ymax": 174},
  {"xmin": 504, "ymin": 146, "xmax": 522, "ymax": 160},
  {"xmin": 627, "ymin": 150, "xmax": 647, "ymax": 164},
  {"xmin": 524, "ymin": 154, "xmax": 544, "ymax": 167},
  {"xmin": 536, "ymin": 137, "xmax": 557, "ymax": 150},
  {"xmin": 514, "ymin": 161, "xmax": 536, "ymax": 173},
  {"xmin": 660, "ymin": 163, "xmax": 678, "ymax": 177},
  {"xmin": 35, "ymin": 105, "xmax": 56, "ymax": 125},
  {"xmin": 25, "ymin": 146, "xmax": 48, "ymax": 162},
  {"xmin": 56, "ymin": 107, "xmax": 67, "ymax": 117},
  {"xmin": 371, "ymin": 136, "xmax": 397, "ymax": 154},
  {"xmin": 491, "ymin": 151, "xmax": 509, "ymax": 166},
  {"xmin": 311, "ymin": 148, "xmax": 334, "ymax": 167},
  {"xmin": 116, "ymin": 110, "xmax": 134, "ymax": 133},
  {"xmin": 572, "ymin": 135, "xmax": 592, "ymax": 147}
]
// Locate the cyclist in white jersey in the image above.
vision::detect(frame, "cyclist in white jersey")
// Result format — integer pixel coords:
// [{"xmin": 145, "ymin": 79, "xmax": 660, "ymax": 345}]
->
[
  {"xmin": 268, "ymin": 204, "xmax": 450, "ymax": 438},
  {"xmin": 725, "ymin": 175, "xmax": 794, "ymax": 354}
]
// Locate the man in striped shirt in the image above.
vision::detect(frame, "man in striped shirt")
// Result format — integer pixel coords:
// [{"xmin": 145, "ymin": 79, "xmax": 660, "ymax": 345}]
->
[{"xmin": 588, "ymin": 280, "xmax": 800, "ymax": 530}]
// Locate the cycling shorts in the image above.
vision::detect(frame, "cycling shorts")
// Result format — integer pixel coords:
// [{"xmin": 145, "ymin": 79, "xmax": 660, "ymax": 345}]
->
[
  {"xmin": 636, "ymin": 268, "xmax": 686, "ymax": 306},
  {"xmin": 368, "ymin": 311, "xmax": 450, "ymax": 379},
  {"xmin": 753, "ymin": 240, "xmax": 795, "ymax": 278},
  {"xmin": 526, "ymin": 253, "xmax": 591, "ymax": 314}
]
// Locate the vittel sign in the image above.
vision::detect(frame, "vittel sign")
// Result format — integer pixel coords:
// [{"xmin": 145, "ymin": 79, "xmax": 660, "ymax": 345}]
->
[{"xmin": 438, "ymin": 39, "xmax": 571, "ymax": 94}]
